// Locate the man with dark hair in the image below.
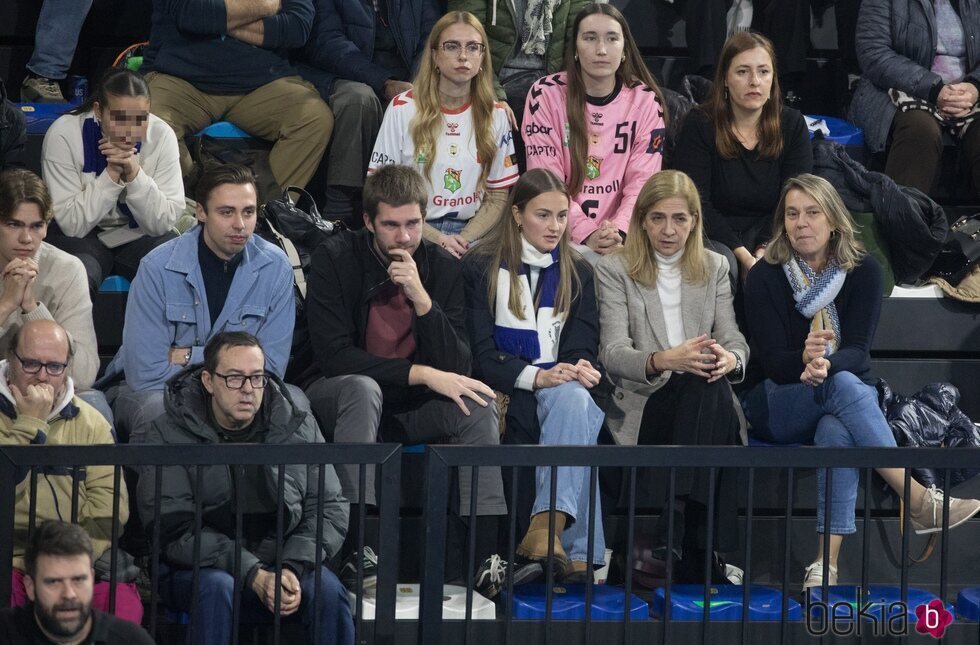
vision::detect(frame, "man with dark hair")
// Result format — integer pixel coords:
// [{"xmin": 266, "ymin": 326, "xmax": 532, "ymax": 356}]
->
[
  {"xmin": 296, "ymin": 0, "xmax": 439, "ymax": 220},
  {"xmin": 103, "ymin": 163, "xmax": 295, "ymax": 443},
  {"xmin": 0, "ymin": 320, "xmax": 144, "ymax": 624},
  {"xmin": 0, "ymin": 521, "xmax": 154, "ymax": 644},
  {"xmin": 142, "ymin": 0, "xmax": 332, "ymax": 192},
  {"xmin": 304, "ymin": 164, "xmax": 505, "ymax": 527},
  {"xmin": 137, "ymin": 332, "xmax": 352, "ymax": 645}
]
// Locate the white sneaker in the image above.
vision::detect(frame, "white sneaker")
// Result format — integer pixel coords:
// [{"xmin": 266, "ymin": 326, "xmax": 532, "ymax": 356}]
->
[
  {"xmin": 724, "ymin": 563, "xmax": 744, "ymax": 585},
  {"xmin": 909, "ymin": 485, "xmax": 980, "ymax": 535},
  {"xmin": 802, "ymin": 560, "xmax": 838, "ymax": 591}
]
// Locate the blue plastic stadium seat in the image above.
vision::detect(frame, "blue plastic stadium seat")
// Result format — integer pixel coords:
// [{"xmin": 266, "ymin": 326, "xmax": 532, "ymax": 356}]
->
[
  {"xmin": 805, "ymin": 585, "xmax": 953, "ymax": 625},
  {"xmin": 401, "ymin": 444, "xmax": 425, "ymax": 454},
  {"xmin": 652, "ymin": 584, "xmax": 802, "ymax": 622},
  {"xmin": 505, "ymin": 584, "xmax": 648, "ymax": 621},
  {"xmin": 18, "ymin": 102, "xmax": 75, "ymax": 135},
  {"xmin": 805, "ymin": 114, "xmax": 865, "ymax": 147},
  {"xmin": 196, "ymin": 121, "xmax": 251, "ymax": 138},
  {"xmin": 956, "ymin": 587, "xmax": 979, "ymax": 621},
  {"xmin": 98, "ymin": 275, "xmax": 131, "ymax": 293}
]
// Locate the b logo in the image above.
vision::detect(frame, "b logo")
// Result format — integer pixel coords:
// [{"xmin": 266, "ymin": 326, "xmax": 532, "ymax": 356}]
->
[
  {"xmin": 914, "ymin": 601, "xmax": 953, "ymax": 638},
  {"xmin": 524, "ymin": 123, "xmax": 552, "ymax": 137}
]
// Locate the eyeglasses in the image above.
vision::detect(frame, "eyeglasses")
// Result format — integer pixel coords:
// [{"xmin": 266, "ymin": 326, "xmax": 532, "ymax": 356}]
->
[
  {"xmin": 13, "ymin": 352, "xmax": 68, "ymax": 376},
  {"xmin": 438, "ymin": 41, "xmax": 486, "ymax": 57},
  {"xmin": 212, "ymin": 372, "xmax": 269, "ymax": 390}
]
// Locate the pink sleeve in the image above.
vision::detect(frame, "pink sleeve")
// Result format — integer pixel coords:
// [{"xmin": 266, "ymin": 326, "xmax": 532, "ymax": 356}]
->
[
  {"xmin": 612, "ymin": 89, "xmax": 666, "ymax": 233},
  {"xmin": 523, "ymin": 77, "xmax": 590, "ymax": 243}
]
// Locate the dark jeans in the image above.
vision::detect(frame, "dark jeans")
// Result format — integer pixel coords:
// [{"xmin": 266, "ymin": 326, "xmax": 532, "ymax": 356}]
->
[
  {"xmin": 885, "ymin": 109, "xmax": 980, "ymax": 199},
  {"xmin": 638, "ymin": 373, "xmax": 740, "ymax": 553},
  {"xmin": 46, "ymin": 223, "xmax": 176, "ymax": 292},
  {"xmin": 161, "ymin": 565, "xmax": 354, "ymax": 645}
]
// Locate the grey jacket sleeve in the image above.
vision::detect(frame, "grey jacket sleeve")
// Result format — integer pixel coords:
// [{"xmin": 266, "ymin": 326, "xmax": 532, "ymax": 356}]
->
[{"xmin": 856, "ymin": 0, "xmax": 943, "ymax": 100}]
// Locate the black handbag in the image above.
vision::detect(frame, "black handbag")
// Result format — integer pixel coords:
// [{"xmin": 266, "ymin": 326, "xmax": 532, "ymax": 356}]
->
[{"xmin": 929, "ymin": 214, "xmax": 980, "ymax": 285}]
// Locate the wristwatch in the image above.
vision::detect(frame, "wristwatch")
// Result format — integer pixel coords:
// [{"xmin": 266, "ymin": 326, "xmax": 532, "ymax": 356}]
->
[
  {"xmin": 183, "ymin": 349, "xmax": 192, "ymax": 365},
  {"xmin": 728, "ymin": 352, "xmax": 744, "ymax": 380}
]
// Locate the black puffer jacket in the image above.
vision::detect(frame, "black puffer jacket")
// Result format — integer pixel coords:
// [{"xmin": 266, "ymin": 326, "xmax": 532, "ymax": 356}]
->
[
  {"xmin": 878, "ymin": 380, "xmax": 980, "ymax": 488},
  {"xmin": 812, "ymin": 139, "xmax": 947, "ymax": 284},
  {"xmin": 137, "ymin": 366, "xmax": 348, "ymax": 584},
  {"xmin": 0, "ymin": 80, "xmax": 25, "ymax": 170}
]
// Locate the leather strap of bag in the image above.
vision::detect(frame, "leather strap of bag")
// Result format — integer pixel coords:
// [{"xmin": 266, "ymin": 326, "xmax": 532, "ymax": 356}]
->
[
  {"xmin": 898, "ymin": 498, "xmax": 938, "ymax": 563},
  {"xmin": 265, "ymin": 217, "xmax": 307, "ymax": 299}
]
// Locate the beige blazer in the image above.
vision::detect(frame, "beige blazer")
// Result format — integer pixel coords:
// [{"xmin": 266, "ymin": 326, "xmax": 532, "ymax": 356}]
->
[{"xmin": 594, "ymin": 250, "xmax": 749, "ymax": 446}]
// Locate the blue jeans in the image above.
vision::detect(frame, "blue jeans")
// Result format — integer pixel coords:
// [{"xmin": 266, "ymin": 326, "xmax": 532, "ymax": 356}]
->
[
  {"xmin": 533, "ymin": 382, "xmax": 606, "ymax": 565},
  {"xmin": 742, "ymin": 371, "xmax": 897, "ymax": 534},
  {"xmin": 27, "ymin": 0, "xmax": 94, "ymax": 80},
  {"xmin": 162, "ymin": 565, "xmax": 354, "ymax": 645},
  {"xmin": 429, "ymin": 216, "xmax": 466, "ymax": 236}
]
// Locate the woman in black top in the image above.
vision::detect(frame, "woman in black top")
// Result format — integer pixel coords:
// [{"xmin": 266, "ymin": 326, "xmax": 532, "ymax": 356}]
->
[
  {"xmin": 742, "ymin": 173, "xmax": 980, "ymax": 592},
  {"xmin": 673, "ymin": 31, "xmax": 812, "ymax": 284}
]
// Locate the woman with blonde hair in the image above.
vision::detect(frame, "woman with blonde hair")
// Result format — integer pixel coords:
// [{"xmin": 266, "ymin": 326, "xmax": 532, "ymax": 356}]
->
[
  {"xmin": 595, "ymin": 169, "xmax": 747, "ymax": 583},
  {"xmin": 743, "ymin": 173, "xmax": 980, "ymax": 590},
  {"xmin": 464, "ymin": 168, "xmax": 605, "ymax": 595},
  {"xmin": 522, "ymin": 2, "xmax": 667, "ymax": 260},
  {"xmin": 368, "ymin": 11, "xmax": 518, "ymax": 257}
]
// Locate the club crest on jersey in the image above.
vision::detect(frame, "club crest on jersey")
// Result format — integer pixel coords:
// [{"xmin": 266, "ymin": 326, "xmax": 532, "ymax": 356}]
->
[
  {"xmin": 647, "ymin": 128, "xmax": 666, "ymax": 154},
  {"xmin": 416, "ymin": 152, "xmax": 427, "ymax": 164},
  {"xmin": 444, "ymin": 168, "xmax": 462, "ymax": 193},
  {"xmin": 586, "ymin": 156, "xmax": 601, "ymax": 180}
]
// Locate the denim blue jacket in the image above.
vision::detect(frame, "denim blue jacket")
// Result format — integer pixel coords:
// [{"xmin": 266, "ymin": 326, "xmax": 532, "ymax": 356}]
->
[{"xmin": 105, "ymin": 226, "xmax": 295, "ymax": 390}]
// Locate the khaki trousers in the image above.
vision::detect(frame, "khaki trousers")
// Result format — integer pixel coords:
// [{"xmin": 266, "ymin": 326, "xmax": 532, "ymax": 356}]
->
[{"xmin": 145, "ymin": 72, "xmax": 333, "ymax": 190}]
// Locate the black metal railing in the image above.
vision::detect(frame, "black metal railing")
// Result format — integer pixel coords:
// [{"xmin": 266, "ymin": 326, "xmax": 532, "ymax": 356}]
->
[
  {"xmin": 419, "ymin": 445, "xmax": 980, "ymax": 645},
  {"xmin": 0, "ymin": 443, "xmax": 402, "ymax": 645}
]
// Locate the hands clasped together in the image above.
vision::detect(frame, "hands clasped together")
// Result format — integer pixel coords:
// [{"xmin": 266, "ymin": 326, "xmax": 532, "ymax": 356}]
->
[
  {"xmin": 100, "ymin": 135, "xmax": 141, "ymax": 184},
  {"xmin": 649, "ymin": 334, "xmax": 738, "ymax": 383},
  {"xmin": 800, "ymin": 330, "xmax": 834, "ymax": 386},
  {"xmin": 0, "ymin": 257, "xmax": 39, "ymax": 318}
]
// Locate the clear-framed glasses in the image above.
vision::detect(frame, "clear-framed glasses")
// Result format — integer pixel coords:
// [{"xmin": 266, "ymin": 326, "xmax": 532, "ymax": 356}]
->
[
  {"xmin": 13, "ymin": 351, "xmax": 68, "ymax": 376},
  {"xmin": 439, "ymin": 41, "xmax": 486, "ymax": 57},
  {"xmin": 213, "ymin": 372, "xmax": 269, "ymax": 390}
]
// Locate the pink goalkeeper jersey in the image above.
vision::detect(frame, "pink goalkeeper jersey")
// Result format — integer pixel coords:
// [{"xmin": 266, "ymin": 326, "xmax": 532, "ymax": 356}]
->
[{"xmin": 523, "ymin": 72, "xmax": 666, "ymax": 244}]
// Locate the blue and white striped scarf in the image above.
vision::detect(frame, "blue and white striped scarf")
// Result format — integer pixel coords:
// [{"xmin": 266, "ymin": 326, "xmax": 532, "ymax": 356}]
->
[
  {"xmin": 783, "ymin": 255, "xmax": 844, "ymax": 355},
  {"xmin": 493, "ymin": 243, "xmax": 562, "ymax": 368}
]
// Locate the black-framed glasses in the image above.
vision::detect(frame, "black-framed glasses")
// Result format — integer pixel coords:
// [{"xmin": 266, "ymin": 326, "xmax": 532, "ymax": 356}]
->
[
  {"xmin": 213, "ymin": 372, "xmax": 269, "ymax": 390},
  {"xmin": 438, "ymin": 41, "xmax": 485, "ymax": 56},
  {"xmin": 13, "ymin": 351, "xmax": 68, "ymax": 376}
]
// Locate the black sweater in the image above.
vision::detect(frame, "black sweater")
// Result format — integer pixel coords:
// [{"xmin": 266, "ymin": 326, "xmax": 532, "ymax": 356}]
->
[
  {"xmin": 743, "ymin": 256, "xmax": 883, "ymax": 386},
  {"xmin": 672, "ymin": 106, "xmax": 813, "ymax": 251},
  {"xmin": 143, "ymin": 0, "xmax": 314, "ymax": 94}
]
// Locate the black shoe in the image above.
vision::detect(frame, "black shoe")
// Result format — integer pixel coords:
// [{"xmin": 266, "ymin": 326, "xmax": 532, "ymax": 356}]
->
[
  {"xmin": 474, "ymin": 554, "xmax": 543, "ymax": 599},
  {"xmin": 339, "ymin": 546, "xmax": 378, "ymax": 593}
]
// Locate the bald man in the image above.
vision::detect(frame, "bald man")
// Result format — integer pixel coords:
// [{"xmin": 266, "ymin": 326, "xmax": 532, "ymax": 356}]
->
[{"xmin": 0, "ymin": 319, "xmax": 143, "ymax": 623}]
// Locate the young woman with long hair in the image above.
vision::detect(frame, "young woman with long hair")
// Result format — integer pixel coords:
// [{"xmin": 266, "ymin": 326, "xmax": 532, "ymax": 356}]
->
[
  {"xmin": 522, "ymin": 2, "xmax": 667, "ymax": 260},
  {"xmin": 368, "ymin": 11, "xmax": 518, "ymax": 258},
  {"xmin": 41, "ymin": 67, "xmax": 183, "ymax": 292},
  {"xmin": 673, "ymin": 31, "xmax": 812, "ymax": 284},
  {"xmin": 463, "ymin": 168, "xmax": 605, "ymax": 594}
]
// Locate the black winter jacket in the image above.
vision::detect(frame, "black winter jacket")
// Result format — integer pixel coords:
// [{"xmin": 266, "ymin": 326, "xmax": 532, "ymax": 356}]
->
[
  {"xmin": 136, "ymin": 366, "xmax": 348, "ymax": 584},
  {"xmin": 305, "ymin": 229, "xmax": 471, "ymax": 406}
]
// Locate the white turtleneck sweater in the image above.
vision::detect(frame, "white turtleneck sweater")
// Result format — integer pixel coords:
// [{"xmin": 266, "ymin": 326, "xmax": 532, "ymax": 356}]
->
[{"xmin": 656, "ymin": 250, "xmax": 685, "ymax": 349}]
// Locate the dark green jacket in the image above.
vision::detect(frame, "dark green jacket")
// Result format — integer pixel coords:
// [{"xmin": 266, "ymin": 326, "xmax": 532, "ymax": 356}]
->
[
  {"xmin": 136, "ymin": 366, "xmax": 348, "ymax": 585},
  {"xmin": 449, "ymin": 0, "xmax": 588, "ymax": 99}
]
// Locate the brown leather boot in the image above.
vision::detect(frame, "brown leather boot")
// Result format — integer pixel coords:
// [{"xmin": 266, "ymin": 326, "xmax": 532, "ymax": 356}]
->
[{"xmin": 516, "ymin": 512, "xmax": 569, "ymax": 570}]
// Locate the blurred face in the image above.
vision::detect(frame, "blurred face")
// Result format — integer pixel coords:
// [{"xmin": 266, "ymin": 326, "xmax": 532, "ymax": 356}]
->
[
  {"xmin": 24, "ymin": 553, "xmax": 94, "ymax": 643},
  {"xmin": 725, "ymin": 47, "xmax": 773, "ymax": 115},
  {"xmin": 364, "ymin": 202, "xmax": 423, "ymax": 261},
  {"xmin": 433, "ymin": 23, "xmax": 484, "ymax": 89},
  {"xmin": 0, "ymin": 202, "xmax": 47, "ymax": 264},
  {"xmin": 8, "ymin": 326, "xmax": 70, "ymax": 403},
  {"xmin": 784, "ymin": 188, "xmax": 833, "ymax": 265},
  {"xmin": 201, "ymin": 345, "xmax": 266, "ymax": 431},
  {"xmin": 514, "ymin": 191, "xmax": 568, "ymax": 254},
  {"xmin": 197, "ymin": 182, "xmax": 257, "ymax": 261},
  {"xmin": 642, "ymin": 196, "xmax": 694, "ymax": 258},
  {"xmin": 575, "ymin": 14, "xmax": 625, "ymax": 92},
  {"xmin": 94, "ymin": 94, "xmax": 150, "ymax": 147}
]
